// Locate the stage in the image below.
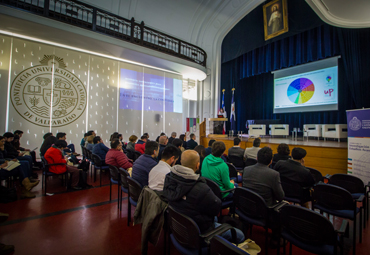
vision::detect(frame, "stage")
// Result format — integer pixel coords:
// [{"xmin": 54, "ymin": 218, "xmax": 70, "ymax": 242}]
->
[{"xmin": 200, "ymin": 136, "xmax": 348, "ymax": 176}]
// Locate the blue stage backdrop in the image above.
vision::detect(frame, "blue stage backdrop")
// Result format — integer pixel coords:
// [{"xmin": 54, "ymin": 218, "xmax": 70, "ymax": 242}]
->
[{"xmin": 221, "ymin": 0, "xmax": 370, "ymax": 133}]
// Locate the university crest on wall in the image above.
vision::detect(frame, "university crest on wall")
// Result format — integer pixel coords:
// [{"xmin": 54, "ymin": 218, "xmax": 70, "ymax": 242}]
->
[{"xmin": 10, "ymin": 55, "xmax": 87, "ymax": 127}]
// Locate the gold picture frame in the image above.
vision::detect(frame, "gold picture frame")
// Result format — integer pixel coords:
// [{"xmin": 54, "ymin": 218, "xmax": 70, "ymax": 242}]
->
[{"xmin": 263, "ymin": 0, "xmax": 288, "ymax": 41}]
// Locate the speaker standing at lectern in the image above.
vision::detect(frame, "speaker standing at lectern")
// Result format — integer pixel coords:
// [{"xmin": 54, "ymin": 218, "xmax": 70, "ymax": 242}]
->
[{"xmin": 218, "ymin": 108, "xmax": 227, "ymax": 118}]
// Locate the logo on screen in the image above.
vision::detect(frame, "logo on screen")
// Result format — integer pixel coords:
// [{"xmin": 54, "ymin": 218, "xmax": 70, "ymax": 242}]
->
[
  {"xmin": 324, "ymin": 88, "xmax": 334, "ymax": 97},
  {"xmin": 349, "ymin": 117, "xmax": 362, "ymax": 131},
  {"xmin": 326, "ymin": 76, "xmax": 332, "ymax": 82},
  {"xmin": 10, "ymin": 55, "xmax": 87, "ymax": 127}
]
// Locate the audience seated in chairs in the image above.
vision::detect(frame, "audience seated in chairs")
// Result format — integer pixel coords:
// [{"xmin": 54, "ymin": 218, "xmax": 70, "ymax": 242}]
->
[
  {"xmin": 80, "ymin": 132, "xmax": 89, "ymax": 148},
  {"xmin": 56, "ymin": 132, "xmax": 77, "ymax": 155},
  {"xmin": 242, "ymin": 146, "xmax": 285, "ymax": 246},
  {"xmin": 179, "ymin": 134, "xmax": 186, "ymax": 150},
  {"xmin": 0, "ymin": 136, "xmax": 39, "ymax": 198},
  {"xmin": 202, "ymin": 141, "xmax": 236, "ymax": 200},
  {"xmin": 163, "ymin": 150, "xmax": 245, "ymax": 244},
  {"xmin": 155, "ymin": 132, "xmax": 165, "ymax": 143},
  {"xmin": 91, "ymin": 136, "xmax": 109, "ymax": 166},
  {"xmin": 228, "ymin": 138, "xmax": 246, "ymax": 169},
  {"xmin": 186, "ymin": 133, "xmax": 198, "ymax": 150},
  {"xmin": 274, "ymin": 147, "xmax": 315, "ymax": 207},
  {"xmin": 135, "ymin": 135, "xmax": 148, "ymax": 154},
  {"xmin": 40, "ymin": 135, "xmax": 58, "ymax": 157},
  {"xmin": 105, "ymin": 138, "xmax": 133, "ymax": 171},
  {"xmin": 43, "ymin": 140, "xmax": 82, "ymax": 190},
  {"xmin": 244, "ymin": 138, "xmax": 261, "ymax": 160},
  {"xmin": 85, "ymin": 135, "xmax": 95, "ymax": 151},
  {"xmin": 205, "ymin": 139, "xmax": 215, "ymax": 156},
  {"xmin": 126, "ymin": 135, "xmax": 138, "ymax": 152},
  {"xmin": 194, "ymin": 145, "xmax": 206, "ymax": 174},
  {"xmin": 168, "ymin": 132, "xmax": 177, "ymax": 145},
  {"xmin": 14, "ymin": 130, "xmax": 39, "ymax": 167},
  {"xmin": 171, "ymin": 138, "xmax": 183, "ymax": 165},
  {"xmin": 157, "ymin": 135, "xmax": 168, "ymax": 161},
  {"xmin": 272, "ymin": 143, "xmax": 291, "ymax": 163},
  {"xmin": 148, "ymin": 145, "xmax": 180, "ymax": 194},
  {"xmin": 132, "ymin": 141, "xmax": 159, "ymax": 188},
  {"xmin": 83, "ymin": 130, "xmax": 96, "ymax": 147}
]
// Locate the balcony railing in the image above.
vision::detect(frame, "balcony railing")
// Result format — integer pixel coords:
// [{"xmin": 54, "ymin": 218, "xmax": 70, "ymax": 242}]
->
[{"xmin": 0, "ymin": 0, "xmax": 207, "ymax": 67}]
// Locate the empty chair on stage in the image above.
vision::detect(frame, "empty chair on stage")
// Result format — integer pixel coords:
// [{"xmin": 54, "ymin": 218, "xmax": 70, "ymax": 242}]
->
[
  {"xmin": 322, "ymin": 124, "xmax": 347, "ymax": 142},
  {"xmin": 269, "ymin": 124, "xmax": 289, "ymax": 138},
  {"xmin": 248, "ymin": 124, "xmax": 266, "ymax": 137},
  {"xmin": 303, "ymin": 124, "xmax": 322, "ymax": 140}
]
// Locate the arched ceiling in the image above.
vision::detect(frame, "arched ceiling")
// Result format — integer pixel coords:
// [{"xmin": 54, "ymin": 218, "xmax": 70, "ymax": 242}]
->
[{"xmin": 305, "ymin": 0, "xmax": 370, "ymax": 28}]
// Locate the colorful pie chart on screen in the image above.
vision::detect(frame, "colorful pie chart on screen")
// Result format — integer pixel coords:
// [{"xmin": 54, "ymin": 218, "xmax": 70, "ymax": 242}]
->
[{"xmin": 287, "ymin": 78, "xmax": 315, "ymax": 104}]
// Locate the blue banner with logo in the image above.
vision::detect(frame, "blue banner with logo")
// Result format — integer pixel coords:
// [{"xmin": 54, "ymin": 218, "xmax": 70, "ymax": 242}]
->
[{"xmin": 346, "ymin": 109, "xmax": 370, "ymax": 184}]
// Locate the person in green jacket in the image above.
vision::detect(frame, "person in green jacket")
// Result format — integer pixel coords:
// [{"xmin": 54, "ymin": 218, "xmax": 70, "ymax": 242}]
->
[{"xmin": 201, "ymin": 141, "xmax": 235, "ymax": 199}]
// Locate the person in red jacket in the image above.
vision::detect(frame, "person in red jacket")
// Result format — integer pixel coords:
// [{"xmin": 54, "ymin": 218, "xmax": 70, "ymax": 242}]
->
[
  {"xmin": 44, "ymin": 140, "xmax": 82, "ymax": 190},
  {"xmin": 134, "ymin": 135, "xmax": 148, "ymax": 154},
  {"xmin": 105, "ymin": 139, "xmax": 133, "ymax": 170}
]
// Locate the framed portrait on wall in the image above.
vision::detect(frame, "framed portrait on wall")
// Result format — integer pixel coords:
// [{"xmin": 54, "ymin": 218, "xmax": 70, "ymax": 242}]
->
[{"xmin": 263, "ymin": 0, "xmax": 288, "ymax": 40}]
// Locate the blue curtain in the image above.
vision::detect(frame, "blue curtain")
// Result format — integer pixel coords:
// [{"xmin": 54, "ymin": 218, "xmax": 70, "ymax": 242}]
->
[{"xmin": 221, "ymin": 24, "xmax": 367, "ymax": 132}]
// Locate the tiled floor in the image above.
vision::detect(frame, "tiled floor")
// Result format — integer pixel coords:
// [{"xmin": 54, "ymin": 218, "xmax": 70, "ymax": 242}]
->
[{"xmin": 0, "ymin": 168, "xmax": 369, "ymax": 255}]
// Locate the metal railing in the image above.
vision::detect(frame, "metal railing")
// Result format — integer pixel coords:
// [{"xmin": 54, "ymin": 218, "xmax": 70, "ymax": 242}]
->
[{"xmin": 0, "ymin": 0, "xmax": 207, "ymax": 67}]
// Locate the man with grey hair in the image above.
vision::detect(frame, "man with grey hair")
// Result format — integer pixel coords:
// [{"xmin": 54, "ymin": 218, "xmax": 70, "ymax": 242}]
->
[
  {"xmin": 244, "ymin": 137, "xmax": 261, "ymax": 160},
  {"xmin": 168, "ymin": 132, "xmax": 177, "ymax": 145},
  {"xmin": 157, "ymin": 135, "xmax": 168, "ymax": 161}
]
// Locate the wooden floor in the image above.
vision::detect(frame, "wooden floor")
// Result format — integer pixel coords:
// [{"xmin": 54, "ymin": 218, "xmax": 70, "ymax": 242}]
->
[{"xmin": 201, "ymin": 136, "xmax": 348, "ymax": 176}]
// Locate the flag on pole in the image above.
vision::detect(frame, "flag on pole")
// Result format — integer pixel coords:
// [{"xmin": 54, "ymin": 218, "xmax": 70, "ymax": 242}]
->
[
  {"xmin": 221, "ymin": 89, "xmax": 226, "ymax": 134},
  {"xmin": 230, "ymin": 88, "xmax": 236, "ymax": 132}
]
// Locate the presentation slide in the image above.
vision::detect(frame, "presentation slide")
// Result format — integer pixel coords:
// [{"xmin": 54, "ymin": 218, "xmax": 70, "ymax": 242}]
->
[
  {"xmin": 119, "ymin": 68, "xmax": 182, "ymax": 113},
  {"xmin": 274, "ymin": 58, "xmax": 339, "ymax": 114}
]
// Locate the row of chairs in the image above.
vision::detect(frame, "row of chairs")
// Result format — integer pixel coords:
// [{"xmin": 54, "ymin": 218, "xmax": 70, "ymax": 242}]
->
[
  {"xmin": 81, "ymin": 146, "xmax": 109, "ymax": 186},
  {"xmin": 278, "ymin": 172, "xmax": 369, "ymax": 255},
  {"xmin": 166, "ymin": 187, "xmax": 349, "ymax": 255}
]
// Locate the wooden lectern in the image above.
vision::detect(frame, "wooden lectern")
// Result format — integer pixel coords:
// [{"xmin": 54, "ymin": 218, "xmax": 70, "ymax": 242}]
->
[{"xmin": 208, "ymin": 118, "xmax": 228, "ymax": 138}]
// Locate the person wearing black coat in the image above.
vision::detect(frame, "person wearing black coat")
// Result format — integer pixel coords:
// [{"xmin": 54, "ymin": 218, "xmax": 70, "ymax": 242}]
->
[
  {"xmin": 186, "ymin": 133, "xmax": 198, "ymax": 150},
  {"xmin": 163, "ymin": 150, "xmax": 245, "ymax": 243}
]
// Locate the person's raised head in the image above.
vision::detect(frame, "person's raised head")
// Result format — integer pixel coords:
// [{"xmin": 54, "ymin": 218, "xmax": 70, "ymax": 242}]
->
[
  {"xmin": 161, "ymin": 146, "xmax": 180, "ymax": 166},
  {"xmin": 171, "ymin": 132, "xmax": 177, "ymax": 138},
  {"xmin": 93, "ymin": 136, "xmax": 101, "ymax": 144},
  {"xmin": 172, "ymin": 138, "xmax": 183, "ymax": 148},
  {"xmin": 234, "ymin": 137, "xmax": 241, "ymax": 146},
  {"xmin": 43, "ymin": 132, "xmax": 53, "ymax": 140},
  {"xmin": 84, "ymin": 132, "xmax": 89, "ymax": 138},
  {"xmin": 87, "ymin": 135, "xmax": 94, "ymax": 144},
  {"xmin": 14, "ymin": 130, "xmax": 23, "ymax": 137},
  {"xmin": 55, "ymin": 140, "xmax": 67, "ymax": 149},
  {"xmin": 179, "ymin": 134, "xmax": 186, "ymax": 141},
  {"xmin": 160, "ymin": 132, "xmax": 166, "ymax": 136},
  {"xmin": 194, "ymin": 145, "xmax": 206, "ymax": 158},
  {"xmin": 145, "ymin": 141, "xmax": 159, "ymax": 156},
  {"xmin": 181, "ymin": 150, "xmax": 200, "ymax": 172},
  {"xmin": 141, "ymin": 135, "xmax": 148, "ymax": 142},
  {"xmin": 208, "ymin": 139, "xmax": 216, "ymax": 147},
  {"xmin": 190, "ymin": 133, "xmax": 196, "ymax": 140},
  {"xmin": 291, "ymin": 147, "xmax": 307, "ymax": 160},
  {"xmin": 129, "ymin": 135, "xmax": 138, "ymax": 143},
  {"xmin": 257, "ymin": 147, "xmax": 273, "ymax": 165},
  {"xmin": 87, "ymin": 130, "xmax": 96, "ymax": 136},
  {"xmin": 3, "ymin": 132, "xmax": 14, "ymax": 139},
  {"xmin": 253, "ymin": 138, "xmax": 261, "ymax": 147},
  {"xmin": 277, "ymin": 143, "xmax": 290, "ymax": 156},
  {"xmin": 143, "ymin": 132, "xmax": 149, "ymax": 139},
  {"xmin": 110, "ymin": 138, "xmax": 121, "ymax": 150},
  {"xmin": 56, "ymin": 132, "xmax": 66, "ymax": 140},
  {"xmin": 212, "ymin": 141, "xmax": 226, "ymax": 157},
  {"xmin": 159, "ymin": 135, "xmax": 168, "ymax": 145}
]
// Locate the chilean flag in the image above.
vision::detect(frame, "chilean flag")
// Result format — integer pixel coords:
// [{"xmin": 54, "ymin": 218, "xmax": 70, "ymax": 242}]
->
[
  {"xmin": 230, "ymin": 90, "xmax": 236, "ymax": 132},
  {"xmin": 221, "ymin": 92, "xmax": 226, "ymax": 134}
]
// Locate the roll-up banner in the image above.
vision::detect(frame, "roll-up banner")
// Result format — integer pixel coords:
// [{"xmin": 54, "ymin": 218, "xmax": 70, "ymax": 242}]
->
[{"xmin": 346, "ymin": 108, "xmax": 370, "ymax": 185}]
